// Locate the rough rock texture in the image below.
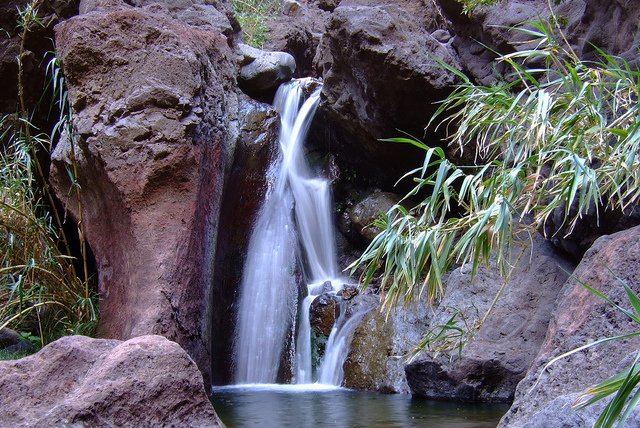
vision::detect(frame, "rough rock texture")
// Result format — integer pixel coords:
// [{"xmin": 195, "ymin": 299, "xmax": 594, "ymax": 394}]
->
[
  {"xmin": 543, "ymin": 204, "xmax": 640, "ymax": 262},
  {"xmin": 343, "ymin": 294, "xmax": 430, "ymax": 393},
  {"xmin": 210, "ymin": 97, "xmax": 280, "ymax": 385},
  {"xmin": 238, "ymin": 44, "xmax": 296, "ymax": 96},
  {"xmin": 0, "ymin": 335, "xmax": 222, "ymax": 427},
  {"xmin": 310, "ymin": 292, "xmax": 340, "ymax": 336},
  {"xmin": 406, "ymin": 235, "xmax": 574, "ymax": 402},
  {"xmin": 348, "ymin": 191, "xmax": 402, "ymax": 242},
  {"xmin": 313, "ymin": 0, "xmax": 461, "ymax": 185},
  {"xmin": 123, "ymin": 0, "xmax": 237, "ymax": 36},
  {"xmin": 499, "ymin": 226, "xmax": 640, "ymax": 427},
  {"xmin": 50, "ymin": 0, "xmax": 239, "ymax": 384},
  {"xmin": 264, "ymin": 0, "xmax": 329, "ymax": 77}
]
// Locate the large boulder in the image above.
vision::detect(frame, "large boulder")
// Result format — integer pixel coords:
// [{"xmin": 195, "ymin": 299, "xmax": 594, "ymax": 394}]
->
[
  {"xmin": 0, "ymin": 335, "xmax": 222, "ymax": 426},
  {"xmin": 238, "ymin": 43, "xmax": 296, "ymax": 96},
  {"xmin": 312, "ymin": 0, "xmax": 461, "ymax": 185},
  {"xmin": 406, "ymin": 235, "xmax": 573, "ymax": 402},
  {"xmin": 499, "ymin": 225, "xmax": 640, "ymax": 427},
  {"xmin": 50, "ymin": 0, "xmax": 240, "ymax": 384}
]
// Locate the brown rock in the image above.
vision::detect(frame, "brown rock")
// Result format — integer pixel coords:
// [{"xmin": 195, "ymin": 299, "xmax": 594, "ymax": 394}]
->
[
  {"xmin": 50, "ymin": 1, "xmax": 239, "ymax": 384},
  {"xmin": 310, "ymin": 293, "xmax": 340, "ymax": 336},
  {"xmin": 499, "ymin": 225, "xmax": 640, "ymax": 427},
  {"xmin": 348, "ymin": 191, "xmax": 403, "ymax": 242},
  {"xmin": 344, "ymin": 294, "xmax": 429, "ymax": 393},
  {"xmin": 0, "ymin": 335, "xmax": 222, "ymax": 426}
]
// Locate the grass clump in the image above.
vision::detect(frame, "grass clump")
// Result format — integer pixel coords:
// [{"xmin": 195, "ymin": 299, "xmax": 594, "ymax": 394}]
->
[
  {"xmin": 0, "ymin": 0, "xmax": 97, "ymax": 347},
  {"xmin": 456, "ymin": 0, "xmax": 501, "ymax": 14},
  {"xmin": 232, "ymin": 0, "xmax": 281, "ymax": 47}
]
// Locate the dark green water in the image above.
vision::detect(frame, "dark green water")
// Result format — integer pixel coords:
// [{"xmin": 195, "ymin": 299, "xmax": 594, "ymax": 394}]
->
[{"xmin": 211, "ymin": 385, "xmax": 509, "ymax": 428}]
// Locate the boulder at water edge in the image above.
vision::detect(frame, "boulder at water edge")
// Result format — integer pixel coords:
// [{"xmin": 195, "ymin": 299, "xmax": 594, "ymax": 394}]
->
[
  {"xmin": 238, "ymin": 43, "xmax": 296, "ymax": 95},
  {"xmin": 50, "ymin": 0, "xmax": 240, "ymax": 384},
  {"xmin": 0, "ymin": 335, "xmax": 222, "ymax": 427},
  {"xmin": 406, "ymin": 235, "xmax": 573, "ymax": 402}
]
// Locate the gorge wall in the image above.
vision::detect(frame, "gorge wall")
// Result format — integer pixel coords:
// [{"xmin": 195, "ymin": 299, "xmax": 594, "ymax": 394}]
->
[{"xmin": 3, "ymin": 0, "xmax": 639, "ymax": 425}]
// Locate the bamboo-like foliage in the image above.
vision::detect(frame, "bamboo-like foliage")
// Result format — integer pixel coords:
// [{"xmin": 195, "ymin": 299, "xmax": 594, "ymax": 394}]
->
[
  {"xmin": 0, "ymin": 0, "xmax": 97, "ymax": 347},
  {"xmin": 350, "ymin": 19, "xmax": 640, "ymax": 310}
]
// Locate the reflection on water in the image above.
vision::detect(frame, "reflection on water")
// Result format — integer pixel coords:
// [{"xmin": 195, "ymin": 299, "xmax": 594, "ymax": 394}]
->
[{"xmin": 210, "ymin": 385, "xmax": 508, "ymax": 428}]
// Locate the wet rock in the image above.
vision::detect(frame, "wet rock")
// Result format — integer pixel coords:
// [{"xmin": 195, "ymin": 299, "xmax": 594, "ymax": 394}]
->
[
  {"xmin": 50, "ymin": 1, "xmax": 239, "ymax": 384},
  {"xmin": 344, "ymin": 294, "xmax": 429, "ymax": 393},
  {"xmin": 238, "ymin": 44, "xmax": 296, "ymax": 96},
  {"xmin": 338, "ymin": 285, "xmax": 358, "ymax": 300},
  {"xmin": 406, "ymin": 234, "xmax": 574, "ymax": 402},
  {"xmin": 0, "ymin": 329, "xmax": 35, "ymax": 354},
  {"xmin": 0, "ymin": 335, "xmax": 222, "ymax": 426},
  {"xmin": 210, "ymin": 97, "xmax": 280, "ymax": 385},
  {"xmin": 499, "ymin": 225, "xmax": 640, "ymax": 427},
  {"xmin": 348, "ymin": 191, "xmax": 403, "ymax": 242},
  {"xmin": 310, "ymin": 293, "xmax": 340, "ymax": 336}
]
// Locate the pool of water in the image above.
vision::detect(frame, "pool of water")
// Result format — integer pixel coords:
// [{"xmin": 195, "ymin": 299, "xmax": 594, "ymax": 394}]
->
[{"xmin": 210, "ymin": 385, "xmax": 509, "ymax": 428}]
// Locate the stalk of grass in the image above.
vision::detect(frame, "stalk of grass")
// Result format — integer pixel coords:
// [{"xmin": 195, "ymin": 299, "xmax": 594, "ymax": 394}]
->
[{"xmin": 0, "ymin": 0, "xmax": 97, "ymax": 346}]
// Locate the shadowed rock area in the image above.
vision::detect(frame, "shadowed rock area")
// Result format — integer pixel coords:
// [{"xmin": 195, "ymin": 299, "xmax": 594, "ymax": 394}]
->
[
  {"xmin": 406, "ymin": 235, "xmax": 574, "ymax": 402},
  {"xmin": 0, "ymin": 335, "xmax": 222, "ymax": 427}
]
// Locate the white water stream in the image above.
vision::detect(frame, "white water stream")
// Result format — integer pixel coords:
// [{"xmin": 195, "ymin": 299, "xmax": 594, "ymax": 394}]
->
[{"xmin": 234, "ymin": 79, "xmax": 363, "ymax": 386}]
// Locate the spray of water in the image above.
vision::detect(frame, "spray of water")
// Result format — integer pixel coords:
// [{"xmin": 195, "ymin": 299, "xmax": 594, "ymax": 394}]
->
[{"xmin": 234, "ymin": 79, "xmax": 366, "ymax": 386}]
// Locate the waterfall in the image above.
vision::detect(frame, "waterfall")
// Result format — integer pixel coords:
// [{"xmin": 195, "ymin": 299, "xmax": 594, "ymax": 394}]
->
[{"xmin": 234, "ymin": 78, "xmax": 361, "ymax": 386}]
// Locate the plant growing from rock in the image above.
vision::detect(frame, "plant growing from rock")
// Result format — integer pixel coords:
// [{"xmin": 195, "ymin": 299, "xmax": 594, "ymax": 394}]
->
[
  {"xmin": 350, "ymin": 18, "xmax": 640, "ymax": 309},
  {"xmin": 232, "ymin": 0, "xmax": 281, "ymax": 47},
  {"xmin": 0, "ymin": 0, "xmax": 97, "ymax": 347}
]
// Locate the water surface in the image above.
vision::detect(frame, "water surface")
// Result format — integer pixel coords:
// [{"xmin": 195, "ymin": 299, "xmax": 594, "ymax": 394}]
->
[{"xmin": 211, "ymin": 385, "xmax": 508, "ymax": 428}]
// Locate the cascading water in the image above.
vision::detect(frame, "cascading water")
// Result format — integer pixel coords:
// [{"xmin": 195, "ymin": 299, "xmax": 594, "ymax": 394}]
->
[{"xmin": 234, "ymin": 78, "xmax": 365, "ymax": 386}]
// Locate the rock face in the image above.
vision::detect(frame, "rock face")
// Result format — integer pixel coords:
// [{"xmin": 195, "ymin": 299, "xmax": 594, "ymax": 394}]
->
[
  {"xmin": 405, "ymin": 235, "xmax": 573, "ymax": 402},
  {"xmin": 0, "ymin": 329, "xmax": 36, "ymax": 354},
  {"xmin": 343, "ymin": 294, "xmax": 431, "ymax": 393},
  {"xmin": 210, "ymin": 97, "xmax": 280, "ymax": 385},
  {"xmin": 0, "ymin": 335, "xmax": 222, "ymax": 427},
  {"xmin": 238, "ymin": 44, "xmax": 296, "ymax": 96},
  {"xmin": 348, "ymin": 191, "xmax": 403, "ymax": 242},
  {"xmin": 313, "ymin": 0, "xmax": 461, "ymax": 185},
  {"xmin": 499, "ymin": 226, "xmax": 640, "ymax": 427},
  {"xmin": 50, "ymin": 0, "xmax": 239, "ymax": 384}
]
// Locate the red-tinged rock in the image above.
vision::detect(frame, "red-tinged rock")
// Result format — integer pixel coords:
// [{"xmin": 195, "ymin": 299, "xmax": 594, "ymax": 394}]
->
[
  {"xmin": 500, "ymin": 226, "xmax": 640, "ymax": 427},
  {"xmin": 50, "ymin": 0, "xmax": 240, "ymax": 384},
  {"xmin": 0, "ymin": 335, "xmax": 222, "ymax": 427}
]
